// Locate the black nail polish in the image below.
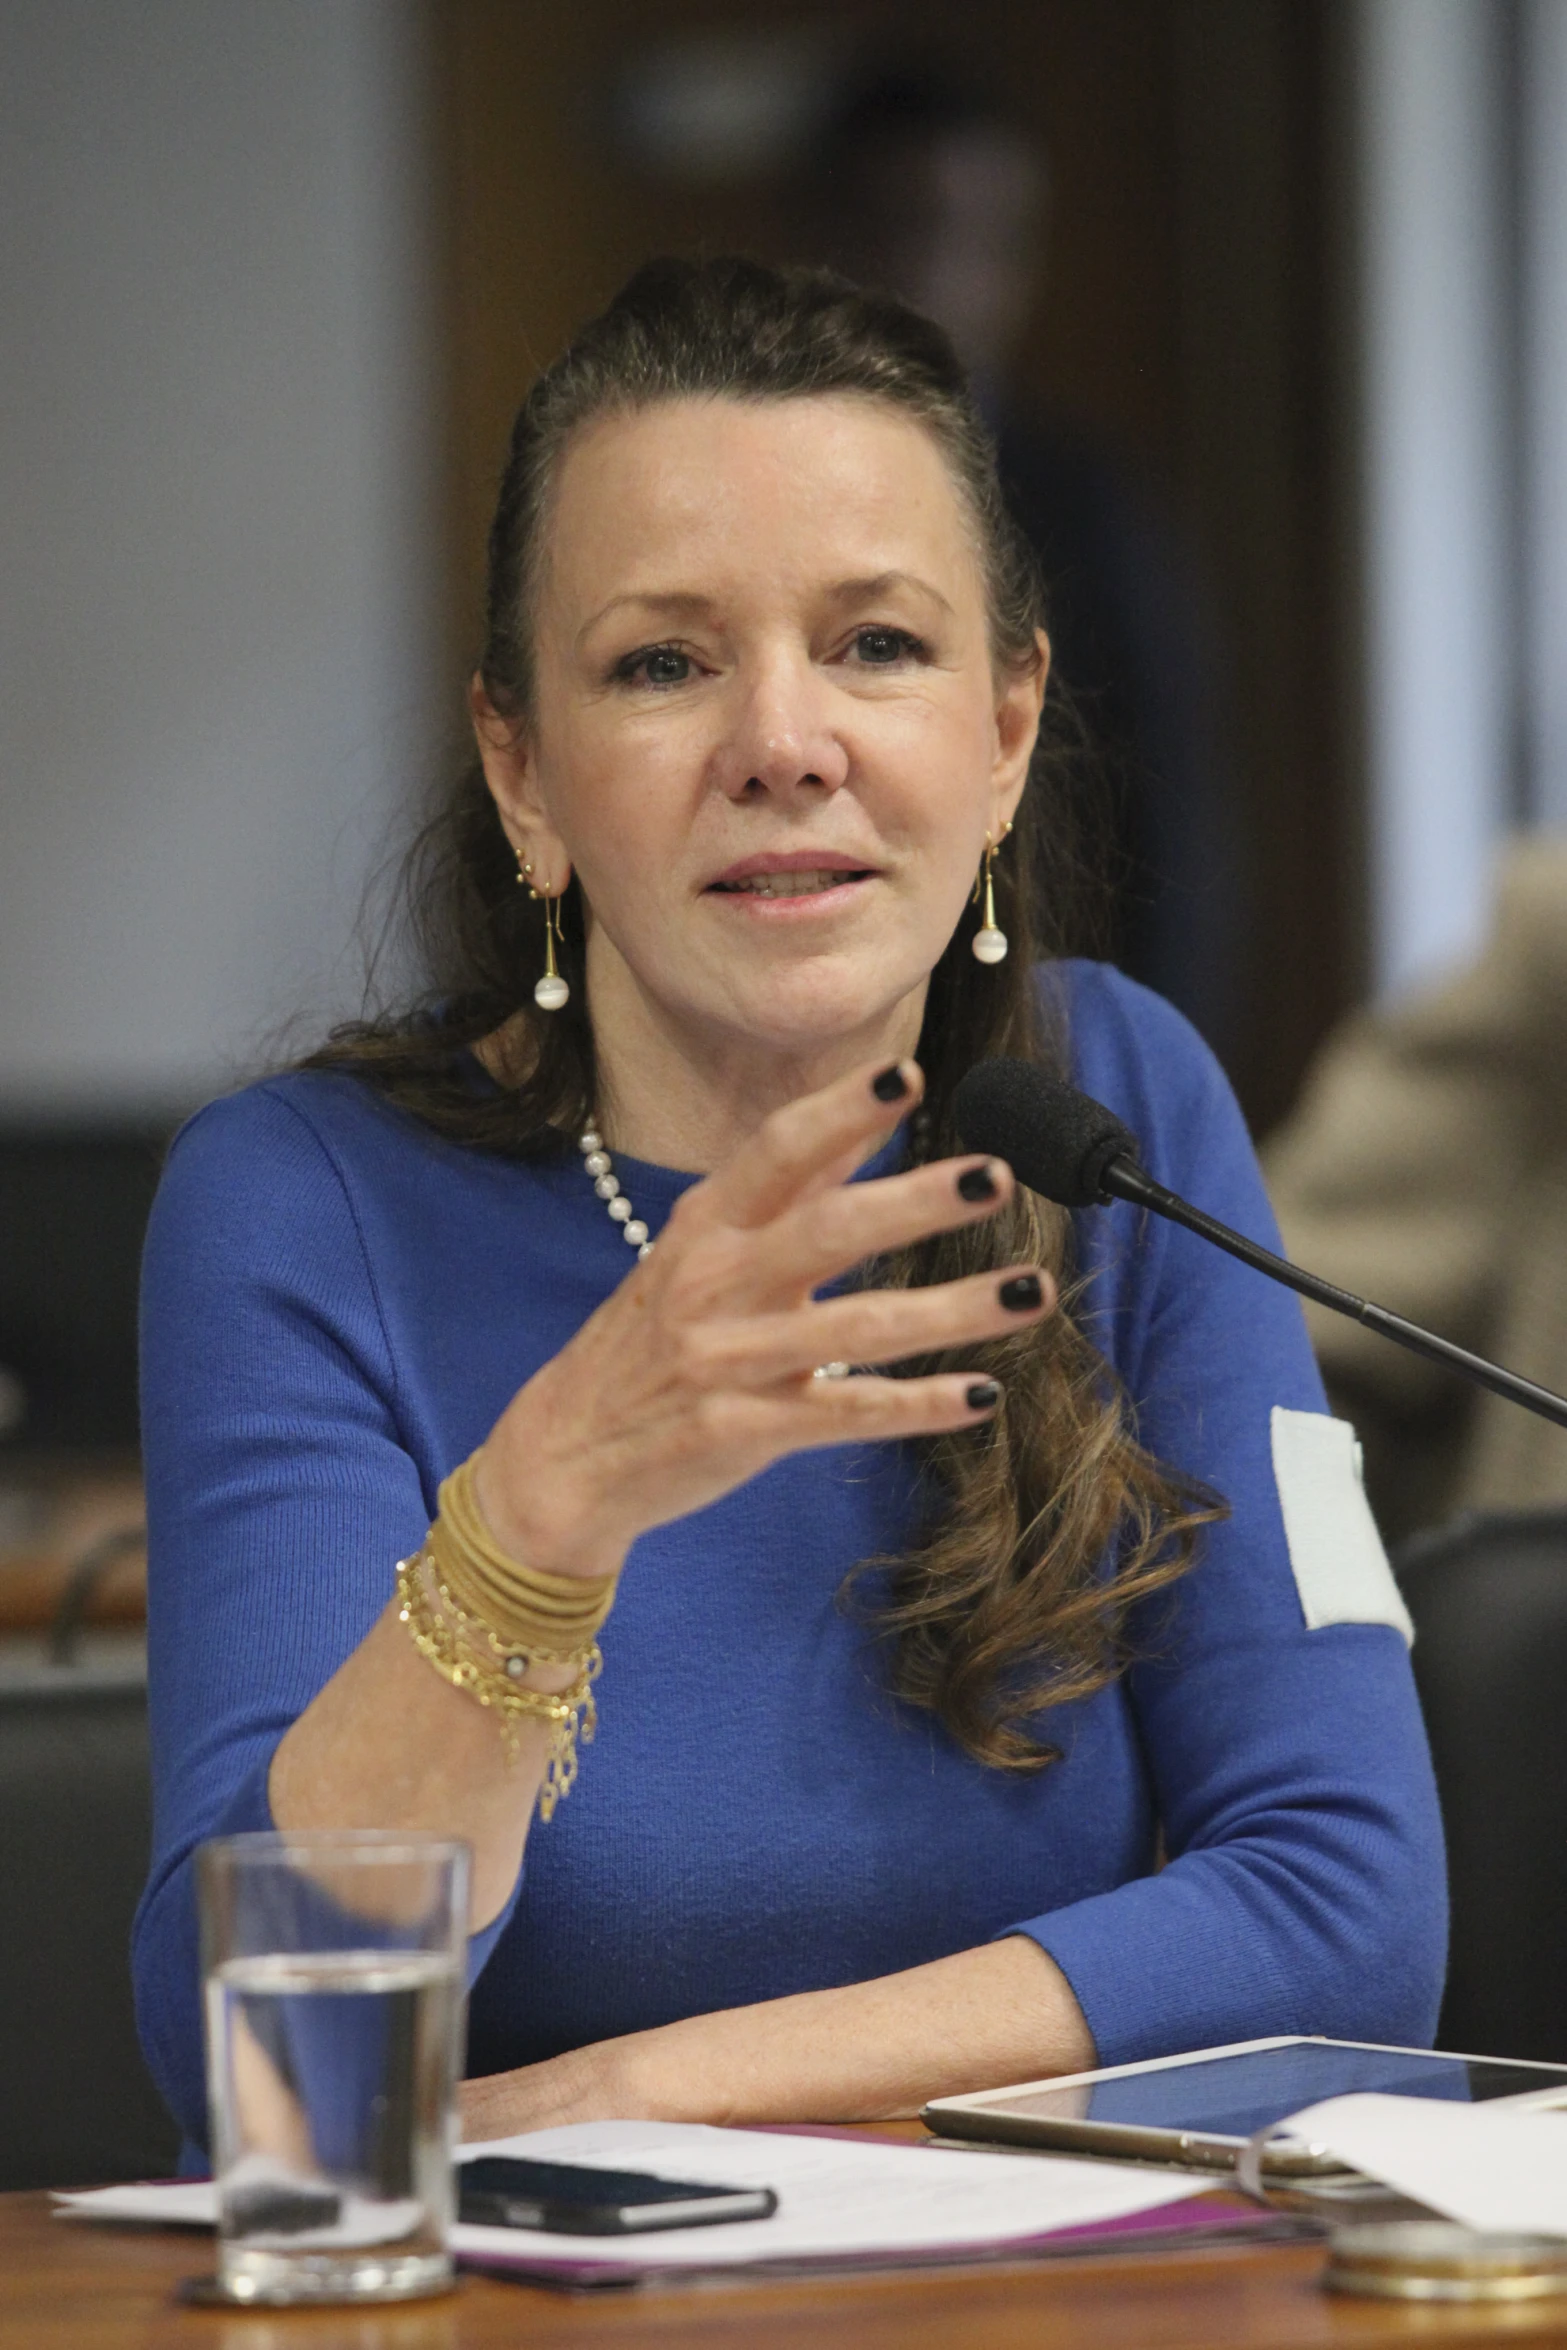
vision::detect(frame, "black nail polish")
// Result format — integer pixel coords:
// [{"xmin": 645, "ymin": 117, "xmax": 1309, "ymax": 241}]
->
[
  {"xmin": 956, "ymin": 1162, "xmax": 998, "ymax": 1203},
  {"xmin": 871, "ymin": 1063, "xmax": 910, "ymax": 1103},
  {"xmin": 999, "ymin": 1273, "xmax": 1043, "ymax": 1313},
  {"xmin": 966, "ymin": 1379, "xmax": 1001, "ymax": 1411}
]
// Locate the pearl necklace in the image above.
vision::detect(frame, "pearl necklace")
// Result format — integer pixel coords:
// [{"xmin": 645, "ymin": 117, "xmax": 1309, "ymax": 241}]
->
[
  {"xmin": 578, "ymin": 1125, "xmax": 654, "ymax": 1259},
  {"xmin": 580, "ymin": 1122, "xmax": 853, "ymax": 1379},
  {"xmin": 579, "ymin": 1112, "xmax": 929, "ymax": 1283},
  {"xmin": 577, "ymin": 1121, "xmax": 864, "ymax": 1382}
]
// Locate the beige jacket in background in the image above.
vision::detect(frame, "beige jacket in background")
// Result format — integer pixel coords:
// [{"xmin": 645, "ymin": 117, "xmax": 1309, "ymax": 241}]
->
[{"xmin": 1261, "ymin": 837, "xmax": 1567, "ymax": 1539}]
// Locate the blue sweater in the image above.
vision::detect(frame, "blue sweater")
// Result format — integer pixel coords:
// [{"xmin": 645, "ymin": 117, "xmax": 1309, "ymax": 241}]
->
[{"xmin": 133, "ymin": 966, "xmax": 1446, "ymax": 2150}]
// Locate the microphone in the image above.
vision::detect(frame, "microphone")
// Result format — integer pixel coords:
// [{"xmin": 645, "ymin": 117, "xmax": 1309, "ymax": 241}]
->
[{"xmin": 954, "ymin": 1056, "xmax": 1567, "ymax": 1435}]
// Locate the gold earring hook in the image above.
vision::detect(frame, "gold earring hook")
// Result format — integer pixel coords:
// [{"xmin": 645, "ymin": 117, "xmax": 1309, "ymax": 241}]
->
[{"xmin": 968, "ymin": 819, "xmax": 1014, "ymax": 902}]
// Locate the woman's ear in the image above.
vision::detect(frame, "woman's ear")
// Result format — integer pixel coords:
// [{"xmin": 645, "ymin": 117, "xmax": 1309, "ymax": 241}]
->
[
  {"xmin": 991, "ymin": 629, "xmax": 1050, "ymax": 833},
  {"xmin": 470, "ymin": 676, "xmax": 571, "ymax": 890}
]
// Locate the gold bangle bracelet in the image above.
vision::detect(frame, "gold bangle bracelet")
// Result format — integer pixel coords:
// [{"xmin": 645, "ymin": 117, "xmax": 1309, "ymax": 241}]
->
[{"xmin": 429, "ymin": 1454, "xmax": 619, "ymax": 1647}]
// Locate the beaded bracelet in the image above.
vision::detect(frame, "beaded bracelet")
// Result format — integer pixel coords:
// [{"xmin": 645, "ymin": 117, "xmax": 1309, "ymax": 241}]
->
[{"xmin": 396, "ymin": 1549, "xmax": 601, "ymax": 1813}]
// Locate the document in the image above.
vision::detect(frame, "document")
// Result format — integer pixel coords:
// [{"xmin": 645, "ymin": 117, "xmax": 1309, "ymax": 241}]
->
[
  {"xmin": 57, "ymin": 2119, "xmax": 1217, "ymax": 2276},
  {"xmin": 1243, "ymin": 2094, "xmax": 1567, "ymax": 2236}
]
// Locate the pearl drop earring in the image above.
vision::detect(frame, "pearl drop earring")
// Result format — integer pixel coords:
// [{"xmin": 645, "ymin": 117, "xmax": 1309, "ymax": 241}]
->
[
  {"xmin": 971, "ymin": 823, "xmax": 1012, "ymax": 965},
  {"xmin": 535, "ymin": 895, "xmax": 570, "ymax": 1011},
  {"xmin": 517, "ymin": 854, "xmax": 571, "ymax": 1011}
]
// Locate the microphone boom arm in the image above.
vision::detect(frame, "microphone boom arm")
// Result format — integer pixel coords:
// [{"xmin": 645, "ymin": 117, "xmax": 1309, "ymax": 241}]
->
[{"xmin": 1103, "ymin": 1155, "xmax": 1567, "ymax": 1435}]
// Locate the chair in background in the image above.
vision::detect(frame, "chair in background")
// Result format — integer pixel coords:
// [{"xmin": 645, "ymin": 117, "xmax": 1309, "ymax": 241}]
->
[
  {"xmin": 0, "ymin": 1656, "xmax": 178, "ymax": 2188},
  {"xmin": 1394, "ymin": 1507, "xmax": 1567, "ymax": 2066},
  {"xmin": 0, "ymin": 1122, "xmax": 167, "ymax": 1457},
  {"xmin": 0, "ymin": 1120, "xmax": 178, "ymax": 2184}
]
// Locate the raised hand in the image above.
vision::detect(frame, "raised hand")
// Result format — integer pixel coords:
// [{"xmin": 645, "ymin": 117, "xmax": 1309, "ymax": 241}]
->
[{"xmin": 474, "ymin": 1058, "xmax": 1055, "ymax": 1581}]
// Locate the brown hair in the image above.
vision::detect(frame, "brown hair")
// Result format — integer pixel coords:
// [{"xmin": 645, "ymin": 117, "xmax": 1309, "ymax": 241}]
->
[{"xmin": 310, "ymin": 256, "xmax": 1218, "ymax": 1769}]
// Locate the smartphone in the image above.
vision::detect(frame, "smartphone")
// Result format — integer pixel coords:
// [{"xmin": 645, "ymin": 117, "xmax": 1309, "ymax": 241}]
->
[
  {"xmin": 457, "ymin": 2154, "xmax": 778, "ymax": 2235},
  {"xmin": 924, "ymin": 2036, "xmax": 1567, "ymax": 2176}
]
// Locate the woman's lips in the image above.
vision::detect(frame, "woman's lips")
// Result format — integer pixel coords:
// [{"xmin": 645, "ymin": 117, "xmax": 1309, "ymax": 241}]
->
[
  {"xmin": 708, "ymin": 867, "xmax": 873, "ymax": 898},
  {"xmin": 704, "ymin": 867, "xmax": 877, "ymax": 916}
]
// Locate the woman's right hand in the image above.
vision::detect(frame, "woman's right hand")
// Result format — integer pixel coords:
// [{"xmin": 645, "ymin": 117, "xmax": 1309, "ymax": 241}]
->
[{"xmin": 472, "ymin": 1058, "xmax": 1056, "ymax": 1583}]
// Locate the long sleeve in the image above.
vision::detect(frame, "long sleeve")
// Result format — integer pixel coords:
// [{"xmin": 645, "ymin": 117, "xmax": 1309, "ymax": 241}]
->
[
  {"xmin": 131, "ymin": 1082, "xmax": 517, "ymax": 2152},
  {"xmin": 132, "ymin": 995, "xmax": 1449, "ymax": 2131},
  {"xmin": 1010, "ymin": 968, "xmax": 1448, "ymax": 2062}
]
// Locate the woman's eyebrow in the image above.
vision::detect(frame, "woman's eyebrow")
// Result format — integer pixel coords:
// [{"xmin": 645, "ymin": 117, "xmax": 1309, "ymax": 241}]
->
[
  {"xmin": 576, "ymin": 571, "xmax": 955, "ymax": 648},
  {"xmin": 577, "ymin": 589, "xmax": 714, "ymax": 646},
  {"xmin": 826, "ymin": 571, "xmax": 956, "ymax": 617}
]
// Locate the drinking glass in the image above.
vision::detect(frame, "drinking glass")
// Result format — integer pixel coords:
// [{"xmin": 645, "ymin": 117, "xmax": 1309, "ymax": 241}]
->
[{"xmin": 199, "ymin": 1829, "xmax": 470, "ymax": 2305}]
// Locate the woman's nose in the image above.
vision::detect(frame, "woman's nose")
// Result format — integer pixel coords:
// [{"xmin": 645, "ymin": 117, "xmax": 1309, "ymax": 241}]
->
[{"xmin": 713, "ymin": 654, "xmax": 850, "ymax": 801}]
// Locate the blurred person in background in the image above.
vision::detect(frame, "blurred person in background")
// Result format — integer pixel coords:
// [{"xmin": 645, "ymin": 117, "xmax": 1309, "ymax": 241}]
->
[
  {"xmin": 799, "ymin": 60, "xmax": 1239, "ymax": 1055},
  {"xmin": 1263, "ymin": 837, "xmax": 1567, "ymax": 1542}
]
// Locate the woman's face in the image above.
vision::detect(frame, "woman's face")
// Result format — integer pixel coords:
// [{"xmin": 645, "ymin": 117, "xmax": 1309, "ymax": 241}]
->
[{"xmin": 477, "ymin": 394, "xmax": 1045, "ymax": 1068}]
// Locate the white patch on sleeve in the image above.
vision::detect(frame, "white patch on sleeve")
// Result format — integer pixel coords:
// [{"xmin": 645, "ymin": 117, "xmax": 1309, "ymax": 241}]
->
[{"xmin": 1270, "ymin": 1407, "xmax": 1413, "ymax": 1644}]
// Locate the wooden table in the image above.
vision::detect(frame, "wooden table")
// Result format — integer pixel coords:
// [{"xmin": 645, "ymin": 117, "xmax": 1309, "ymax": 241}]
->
[{"xmin": 10, "ymin": 2171, "xmax": 1567, "ymax": 2350}]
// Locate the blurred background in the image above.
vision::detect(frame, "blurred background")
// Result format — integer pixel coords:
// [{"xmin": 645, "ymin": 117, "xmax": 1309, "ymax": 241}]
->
[
  {"xmin": 7, "ymin": 0, "xmax": 1567, "ymax": 1463},
  {"xmin": 4, "ymin": 0, "xmax": 1567, "ymax": 2170}
]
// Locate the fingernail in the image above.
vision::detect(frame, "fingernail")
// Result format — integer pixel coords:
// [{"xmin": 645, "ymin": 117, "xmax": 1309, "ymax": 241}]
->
[
  {"xmin": 966, "ymin": 1380, "xmax": 1001, "ymax": 1411},
  {"xmin": 956, "ymin": 1162, "xmax": 999, "ymax": 1203},
  {"xmin": 871, "ymin": 1062, "xmax": 910, "ymax": 1103},
  {"xmin": 999, "ymin": 1272, "xmax": 1043, "ymax": 1313}
]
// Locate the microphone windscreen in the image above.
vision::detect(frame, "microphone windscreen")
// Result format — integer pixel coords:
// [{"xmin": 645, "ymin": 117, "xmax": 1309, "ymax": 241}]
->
[{"xmin": 953, "ymin": 1057, "xmax": 1139, "ymax": 1208}]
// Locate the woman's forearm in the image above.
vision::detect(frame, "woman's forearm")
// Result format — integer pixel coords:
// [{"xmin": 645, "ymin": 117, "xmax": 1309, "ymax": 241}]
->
[
  {"xmin": 267, "ymin": 1596, "xmax": 565, "ymax": 1930},
  {"xmin": 460, "ymin": 1935, "xmax": 1095, "ymax": 2138}
]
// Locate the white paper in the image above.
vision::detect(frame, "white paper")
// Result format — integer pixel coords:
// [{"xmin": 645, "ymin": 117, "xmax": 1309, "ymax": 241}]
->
[
  {"xmin": 56, "ymin": 2119, "xmax": 1207, "ymax": 2269},
  {"xmin": 1251, "ymin": 2094, "xmax": 1567, "ymax": 2234},
  {"xmin": 54, "ymin": 2179, "xmax": 215, "ymax": 2228},
  {"xmin": 1271, "ymin": 1408, "xmax": 1413, "ymax": 1641}
]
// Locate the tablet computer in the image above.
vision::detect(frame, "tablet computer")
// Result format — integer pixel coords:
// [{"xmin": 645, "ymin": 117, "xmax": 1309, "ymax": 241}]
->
[{"xmin": 923, "ymin": 2037, "xmax": 1567, "ymax": 2176}]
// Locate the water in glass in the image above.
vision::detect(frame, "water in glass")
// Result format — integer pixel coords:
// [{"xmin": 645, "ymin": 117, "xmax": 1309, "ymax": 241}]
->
[{"xmin": 207, "ymin": 1945, "xmax": 463, "ymax": 2302}]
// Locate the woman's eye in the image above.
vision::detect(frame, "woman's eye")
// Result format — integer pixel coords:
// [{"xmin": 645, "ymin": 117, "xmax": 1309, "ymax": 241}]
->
[
  {"xmin": 615, "ymin": 644, "xmax": 693, "ymax": 688},
  {"xmin": 851, "ymin": 626, "xmax": 922, "ymax": 666}
]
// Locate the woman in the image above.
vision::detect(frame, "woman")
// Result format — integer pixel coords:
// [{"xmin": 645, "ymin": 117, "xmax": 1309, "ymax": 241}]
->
[{"xmin": 133, "ymin": 259, "xmax": 1444, "ymax": 2155}]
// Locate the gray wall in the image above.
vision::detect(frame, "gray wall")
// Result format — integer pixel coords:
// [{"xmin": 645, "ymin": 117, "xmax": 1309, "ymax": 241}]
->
[
  {"xmin": 1354, "ymin": 0, "xmax": 1567, "ymax": 997},
  {"xmin": 1523, "ymin": 0, "xmax": 1567, "ymax": 831},
  {"xmin": 0, "ymin": 0, "xmax": 442, "ymax": 1116},
  {"xmin": 1354, "ymin": 0, "xmax": 1511, "ymax": 999}
]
